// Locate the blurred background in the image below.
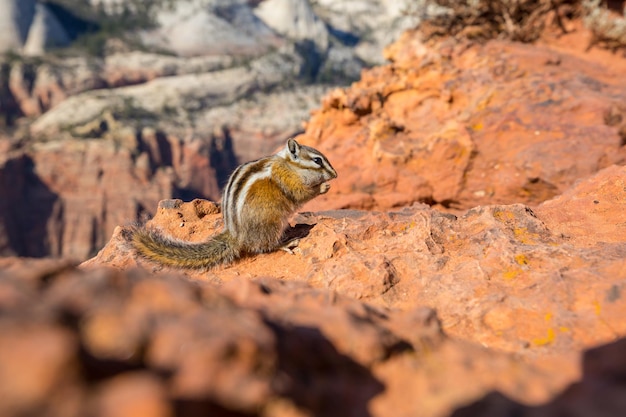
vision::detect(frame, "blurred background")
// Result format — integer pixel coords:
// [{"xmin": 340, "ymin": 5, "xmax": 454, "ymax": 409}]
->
[
  {"xmin": 0, "ymin": 0, "xmax": 423, "ymax": 260},
  {"xmin": 0, "ymin": 0, "xmax": 624, "ymax": 261}
]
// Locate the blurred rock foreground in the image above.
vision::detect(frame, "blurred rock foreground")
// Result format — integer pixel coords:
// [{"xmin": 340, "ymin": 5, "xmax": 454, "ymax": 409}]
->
[{"xmin": 2, "ymin": 2, "xmax": 626, "ymax": 417}]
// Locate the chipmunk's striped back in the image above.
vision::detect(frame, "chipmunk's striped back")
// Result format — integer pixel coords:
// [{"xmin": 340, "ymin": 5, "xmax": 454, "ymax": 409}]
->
[
  {"xmin": 130, "ymin": 138, "xmax": 336, "ymax": 269},
  {"xmin": 222, "ymin": 156, "xmax": 273, "ymax": 235}
]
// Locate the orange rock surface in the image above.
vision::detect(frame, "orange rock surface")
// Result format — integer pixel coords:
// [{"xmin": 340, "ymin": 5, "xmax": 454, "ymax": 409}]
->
[
  {"xmin": 2, "ymin": 22, "xmax": 626, "ymax": 417},
  {"xmin": 299, "ymin": 27, "xmax": 626, "ymax": 212},
  {"xmin": 76, "ymin": 163, "xmax": 625, "ymax": 417}
]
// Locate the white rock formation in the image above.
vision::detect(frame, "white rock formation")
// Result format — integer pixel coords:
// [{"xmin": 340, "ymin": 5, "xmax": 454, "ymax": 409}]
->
[
  {"xmin": 86, "ymin": 0, "xmax": 127, "ymax": 15},
  {"xmin": 141, "ymin": 0, "xmax": 282, "ymax": 57},
  {"xmin": 0, "ymin": 0, "xmax": 36, "ymax": 54},
  {"xmin": 312, "ymin": 0, "xmax": 421, "ymax": 63},
  {"xmin": 23, "ymin": 3, "xmax": 71, "ymax": 56},
  {"xmin": 254, "ymin": 0, "xmax": 329, "ymax": 53},
  {"xmin": 29, "ymin": 49, "xmax": 305, "ymax": 136}
]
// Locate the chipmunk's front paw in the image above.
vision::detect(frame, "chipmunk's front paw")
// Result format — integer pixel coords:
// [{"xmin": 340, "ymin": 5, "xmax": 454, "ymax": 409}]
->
[
  {"xmin": 279, "ymin": 238, "xmax": 301, "ymax": 254},
  {"xmin": 319, "ymin": 182, "xmax": 331, "ymax": 194}
]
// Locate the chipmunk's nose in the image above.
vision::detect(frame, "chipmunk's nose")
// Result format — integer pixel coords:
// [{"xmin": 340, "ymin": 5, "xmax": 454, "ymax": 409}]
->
[{"xmin": 326, "ymin": 162, "xmax": 337, "ymax": 179}]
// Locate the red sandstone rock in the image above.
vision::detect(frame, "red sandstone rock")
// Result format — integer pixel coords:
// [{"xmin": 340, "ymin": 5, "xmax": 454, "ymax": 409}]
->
[
  {"xmin": 88, "ymin": 165, "xmax": 626, "ymax": 357},
  {"xmin": 92, "ymin": 373, "xmax": 172, "ymax": 417},
  {"xmin": 0, "ymin": 129, "xmax": 222, "ymax": 259},
  {"xmin": 298, "ymin": 29, "xmax": 626, "ymax": 213},
  {"xmin": 4, "ymin": 22, "xmax": 625, "ymax": 259},
  {"xmin": 74, "ymin": 162, "xmax": 626, "ymax": 416},
  {"xmin": 0, "ymin": 163, "xmax": 624, "ymax": 417},
  {"xmin": 2, "ymin": 16, "xmax": 626, "ymax": 417},
  {"xmin": 0, "ymin": 321, "xmax": 80, "ymax": 417},
  {"xmin": 535, "ymin": 164, "xmax": 626, "ymax": 246}
]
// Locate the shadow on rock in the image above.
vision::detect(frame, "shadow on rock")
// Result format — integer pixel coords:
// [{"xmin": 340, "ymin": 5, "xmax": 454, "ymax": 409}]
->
[
  {"xmin": 450, "ymin": 338, "xmax": 626, "ymax": 417},
  {"xmin": 0, "ymin": 154, "xmax": 60, "ymax": 257},
  {"xmin": 268, "ymin": 322, "xmax": 385, "ymax": 417}
]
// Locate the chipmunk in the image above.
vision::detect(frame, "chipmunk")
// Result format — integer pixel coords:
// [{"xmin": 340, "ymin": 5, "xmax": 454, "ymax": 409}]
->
[{"xmin": 129, "ymin": 138, "xmax": 337, "ymax": 269}]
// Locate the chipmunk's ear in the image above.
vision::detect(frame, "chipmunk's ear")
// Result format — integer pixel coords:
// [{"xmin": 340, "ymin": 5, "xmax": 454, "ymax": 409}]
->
[{"xmin": 287, "ymin": 138, "xmax": 300, "ymax": 159}]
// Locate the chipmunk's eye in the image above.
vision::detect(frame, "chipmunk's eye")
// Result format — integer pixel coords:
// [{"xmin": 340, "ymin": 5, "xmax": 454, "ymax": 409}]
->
[{"xmin": 312, "ymin": 157, "xmax": 323, "ymax": 166}]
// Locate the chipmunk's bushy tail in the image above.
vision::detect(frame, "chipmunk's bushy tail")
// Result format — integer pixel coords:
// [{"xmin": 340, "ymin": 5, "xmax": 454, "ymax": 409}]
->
[{"xmin": 130, "ymin": 227, "xmax": 240, "ymax": 269}]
